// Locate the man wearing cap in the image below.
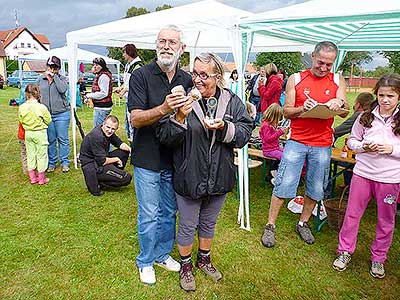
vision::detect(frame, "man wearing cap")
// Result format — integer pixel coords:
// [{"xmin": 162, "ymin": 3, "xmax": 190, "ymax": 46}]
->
[
  {"xmin": 86, "ymin": 57, "xmax": 113, "ymax": 127},
  {"xmin": 38, "ymin": 55, "xmax": 70, "ymax": 173}
]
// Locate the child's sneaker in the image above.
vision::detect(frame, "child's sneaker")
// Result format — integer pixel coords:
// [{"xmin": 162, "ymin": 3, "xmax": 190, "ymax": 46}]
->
[
  {"xmin": 332, "ymin": 251, "xmax": 351, "ymax": 271},
  {"xmin": 370, "ymin": 261, "xmax": 385, "ymax": 279},
  {"xmin": 270, "ymin": 170, "xmax": 277, "ymax": 178}
]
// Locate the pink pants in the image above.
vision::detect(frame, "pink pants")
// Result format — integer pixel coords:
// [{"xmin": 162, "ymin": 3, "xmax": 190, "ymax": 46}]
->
[
  {"xmin": 263, "ymin": 148, "xmax": 283, "ymax": 160},
  {"xmin": 337, "ymin": 174, "xmax": 399, "ymax": 263}
]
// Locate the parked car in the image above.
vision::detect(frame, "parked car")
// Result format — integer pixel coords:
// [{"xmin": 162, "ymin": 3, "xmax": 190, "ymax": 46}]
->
[
  {"xmin": 0, "ymin": 74, "xmax": 4, "ymax": 89},
  {"xmin": 6, "ymin": 71, "xmax": 40, "ymax": 88},
  {"xmin": 84, "ymin": 72, "xmax": 122, "ymax": 87}
]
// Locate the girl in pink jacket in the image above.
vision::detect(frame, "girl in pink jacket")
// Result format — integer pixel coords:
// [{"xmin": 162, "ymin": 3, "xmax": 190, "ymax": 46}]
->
[
  {"xmin": 332, "ymin": 74, "xmax": 400, "ymax": 279},
  {"xmin": 259, "ymin": 103, "xmax": 288, "ymax": 160}
]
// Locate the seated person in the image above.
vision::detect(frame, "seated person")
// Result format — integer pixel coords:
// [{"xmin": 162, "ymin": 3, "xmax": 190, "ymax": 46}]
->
[
  {"xmin": 79, "ymin": 115, "xmax": 132, "ymax": 196},
  {"xmin": 334, "ymin": 92, "xmax": 374, "ymax": 140},
  {"xmin": 333, "ymin": 92, "xmax": 374, "ymax": 186}
]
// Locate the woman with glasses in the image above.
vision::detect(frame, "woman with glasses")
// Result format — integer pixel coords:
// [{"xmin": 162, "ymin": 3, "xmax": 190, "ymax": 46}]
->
[
  {"xmin": 157, "ymin": 53, "xmax": 253, "ymax": 292},
  {"xmin": 86, "ymin": 57, "xmax": 113, "ymax": 128}
]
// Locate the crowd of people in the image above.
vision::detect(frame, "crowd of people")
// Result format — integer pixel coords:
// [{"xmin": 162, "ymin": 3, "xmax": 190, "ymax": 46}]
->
[{"xmin": 15, "ymin": 23, "xmax": 399, "ymax": 291}]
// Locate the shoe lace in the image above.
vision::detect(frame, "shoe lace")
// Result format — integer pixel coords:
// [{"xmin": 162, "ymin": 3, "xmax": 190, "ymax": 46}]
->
[
  {"xmin": 199, "ymin": 255, "xmax": 217, "ymax": 273},
  {"xmin": 338, "ymin": 253, "xmax": 350, "ymax": 264},
  {"xmin": 372, "ymin": 262, "xmax": 383, "ymax": 272},
  {"xmin": 181, "ymin": 263, "xmax": 193, "ymax": 281}
]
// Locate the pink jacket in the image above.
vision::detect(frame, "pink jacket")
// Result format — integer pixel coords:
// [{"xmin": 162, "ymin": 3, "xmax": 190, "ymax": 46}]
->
[
  {"xmin": 260, "ymin": 121, "xmax": 284, "ymax": 152},
  {"xmin": 348, "ymin": 106, "xmax": 400, "ymax": 183},
  {"xmin": 258, "ymin": 74, "xmax": 283, "ymax": 112}
]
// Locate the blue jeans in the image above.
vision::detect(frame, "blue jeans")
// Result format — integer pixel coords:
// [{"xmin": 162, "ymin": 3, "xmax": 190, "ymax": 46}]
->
[
  {"xmin": 93, "ymin": 107, "xmax": 112, "ymax": 127},
  {"xmin": 250, "ymin": 95, "xmax": 262, "ymax": 125},
  {"xmin": 47, "ymin": 110, "xmax": 70, "ymax": 167},
  {"xmin": 134, "ymin": 167, "xmax": 177, "ymax": 268},
  {"xmin": 273, "ymin": 140, "xmax": 331, "ymax": 201}
]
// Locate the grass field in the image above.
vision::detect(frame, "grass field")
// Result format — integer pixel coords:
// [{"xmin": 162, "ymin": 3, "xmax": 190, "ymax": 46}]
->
[{"xmin": 0, "ymin": 86, "xmax": 399, "ymax": 300}]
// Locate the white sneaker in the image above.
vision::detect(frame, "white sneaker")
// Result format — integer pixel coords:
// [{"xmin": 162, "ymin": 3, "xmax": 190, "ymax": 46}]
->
[
  {"xmin": 270, "ymin": 170, "xmax": 277, "ymax": 178},
  {"xmin": 139, "ymin": 266, "xmax": 156, "ymax": 285},
  {"xmin": 155, "ymin": 255, "xmax": 181, "ymax": 272},
  {"xmin": 271, "ymin": 177, "xmax": 275, "ymax": 186}
]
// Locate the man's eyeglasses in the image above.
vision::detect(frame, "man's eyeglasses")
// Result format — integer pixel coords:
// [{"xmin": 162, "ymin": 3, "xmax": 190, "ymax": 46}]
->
[
  {"xmin": 156, "ymin": 38, "xmax": 180, "ymax": 47},
  {"xmin": 191, "ymin": 71, "xmax": 217, "ymax": 80}
]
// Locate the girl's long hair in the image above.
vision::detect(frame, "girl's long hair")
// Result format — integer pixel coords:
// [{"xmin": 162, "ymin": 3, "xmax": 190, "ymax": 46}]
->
[
  {"xmin": 262, "ymin": 103, "xmax": 283, "ymax": 127},
  {"xmin": 359, "ymin": 74, "xmax": 400, "ymax": 135}
]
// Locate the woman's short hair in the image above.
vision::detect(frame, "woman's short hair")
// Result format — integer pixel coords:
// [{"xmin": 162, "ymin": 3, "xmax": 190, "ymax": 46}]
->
[{"xmin": 195, "ymin": 53, "xmax": 226, "ymax": 89}]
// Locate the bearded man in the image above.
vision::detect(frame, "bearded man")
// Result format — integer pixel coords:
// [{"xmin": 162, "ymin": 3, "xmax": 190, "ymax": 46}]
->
[{"xmin": 127, "ymin": 25, "xmax": 193, "ymax": 285}]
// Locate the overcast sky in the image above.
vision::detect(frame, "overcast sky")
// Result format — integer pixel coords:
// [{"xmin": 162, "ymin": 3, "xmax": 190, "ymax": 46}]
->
[{"xmin": 0, "ymin": 0, "xmax": 388, "ymax": 69}]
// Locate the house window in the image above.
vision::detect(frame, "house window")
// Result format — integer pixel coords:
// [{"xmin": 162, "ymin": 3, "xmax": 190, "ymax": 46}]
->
[
  {"xmin": 21, "ymin": 43, "xmax": 24, "ymax": 48},
  {"xmin": 27, "ymin": 43, "xmax": 31, "ymax": 48}
]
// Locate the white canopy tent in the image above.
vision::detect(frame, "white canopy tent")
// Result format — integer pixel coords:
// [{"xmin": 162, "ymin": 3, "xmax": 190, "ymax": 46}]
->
[
  {"xmin": 237, "ymin": 0, "xmax": 400, "ymax": 229},
  {"xmin": 18, "ymin": 46, "xmax": 121, "ymax": 80},
  {"xmin": 66, "ymin": 0, "xmax": 310, "ymax": 231}
]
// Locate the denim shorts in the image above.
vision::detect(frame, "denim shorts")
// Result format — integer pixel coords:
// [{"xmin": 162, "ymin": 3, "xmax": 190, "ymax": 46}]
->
[{"xmin": 273, "ymin": 140, "xmax": 331, "ymax": 201}]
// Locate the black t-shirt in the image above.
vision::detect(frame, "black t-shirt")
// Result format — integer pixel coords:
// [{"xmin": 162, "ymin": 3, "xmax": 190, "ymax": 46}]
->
[
  {"xmin": 79, "ymin": 126, "xmax": 123, "ymax": 167},
  {"xmin": 128, "ymin": 59, "xmax": 193, "ymax": 171}
]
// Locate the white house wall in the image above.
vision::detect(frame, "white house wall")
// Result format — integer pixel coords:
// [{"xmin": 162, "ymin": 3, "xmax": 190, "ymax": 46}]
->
[{"xmin": 5, "ymin": 31, "xmax": 49, "ymax": 59}]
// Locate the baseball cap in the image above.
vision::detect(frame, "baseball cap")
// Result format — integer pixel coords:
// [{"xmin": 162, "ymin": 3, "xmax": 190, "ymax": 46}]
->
[{"xmin": 47, "ymin": 56, "xmax": 61, "ymax": 68}]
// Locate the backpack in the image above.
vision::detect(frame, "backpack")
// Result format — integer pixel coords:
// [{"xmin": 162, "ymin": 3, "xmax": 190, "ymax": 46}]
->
[{"xmin": 127, "ymin": 60, "xmax": 144, "ymax": 74}]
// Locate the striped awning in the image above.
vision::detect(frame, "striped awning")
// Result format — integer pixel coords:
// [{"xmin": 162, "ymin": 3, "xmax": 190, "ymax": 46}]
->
[{"xmin": 240, "ymin": 0, "xmax": 400, "ymax": 51}]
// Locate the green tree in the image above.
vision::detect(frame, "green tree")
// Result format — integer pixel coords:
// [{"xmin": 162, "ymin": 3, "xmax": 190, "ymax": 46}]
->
[
  {"xmin": 339, "ymin": 52, "xmax": 373, "ymax": 75},
  {"xmin": 107, "ymin": 4, "xmax": 189, "ymax": 67},
  {"xmin": 363, "ymin": 66, "xmax": 394, "ymax": 78},
  {"xmin": 382, "ymin": 51, "xmax": 400, "ymax": 73},
  {"xmin": 255, "ymin": 52, "xmax": 304, "ymax": 76},
  {"xmin": 156, "ymin": 4, "xmax": 172, "ymax": 11}
]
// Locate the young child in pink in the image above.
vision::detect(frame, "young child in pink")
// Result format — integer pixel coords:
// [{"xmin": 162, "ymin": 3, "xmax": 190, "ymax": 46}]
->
[
  {"xmin": 259, "ymin": 103, "xmax": 288, "ymax": 160},
  {"xmin": 332, "ymin": 74, "xmax": 400, "ymax": 279}
]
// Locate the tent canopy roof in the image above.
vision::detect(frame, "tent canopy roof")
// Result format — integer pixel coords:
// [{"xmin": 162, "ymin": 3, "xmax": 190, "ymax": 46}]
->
[
  {"xmin": 240, "ymin": 0, "xmax": 400, "ymax": 51},
  {"xmin": 21, "ymin": 46, "xmax": 120, "ymax": 65},
  {"xmin": 66, "ymin": 0, "xmax": 308, "ymax": 53}
]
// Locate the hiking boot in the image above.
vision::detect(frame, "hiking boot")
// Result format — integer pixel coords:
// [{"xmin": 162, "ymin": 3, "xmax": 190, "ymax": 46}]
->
[
  {"xmin": 196, "ymin": 255, "xmax": 222, "ymax": 281},
  {"xmin": 155, "ymin": 255, "xmax": 180, "ymax": 272},
  {"xmin": 261, "ymin": 224, "xmax": 275, "ymax": 248},
  {"xmin": 332, "ymin": 251, "xmax": 351, "ymax": 271},
  {"xmin": 139, "ymin": 266, "xmax": 156, "ymax": 285},
  {"xmin": 370, "ymin": 261, "xmax": 385, "ymax": 279},
  {"xmin": 295, "ymin": 222, "xmax": 315, "ymax": 244},
  {"xmin": 180, "ymin": 262, "xmax": 196, "ymax": 292}
]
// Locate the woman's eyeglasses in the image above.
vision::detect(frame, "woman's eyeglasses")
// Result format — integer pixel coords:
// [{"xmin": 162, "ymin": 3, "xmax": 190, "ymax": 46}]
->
[{"xmin": 191, "ymin": 71, "xmax": 217, "ymax": 80}]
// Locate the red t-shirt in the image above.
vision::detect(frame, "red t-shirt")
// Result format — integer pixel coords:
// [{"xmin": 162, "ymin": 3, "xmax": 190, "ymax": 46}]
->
[{"xmin": 289, "ymin": 69, "xmax": 338, "ymax": 147}]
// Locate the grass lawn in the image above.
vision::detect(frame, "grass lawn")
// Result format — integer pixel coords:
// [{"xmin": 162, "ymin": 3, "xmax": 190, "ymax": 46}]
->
[{"xmin": 0, "ymin": 87, "xmax": 399, "ymax": 300}]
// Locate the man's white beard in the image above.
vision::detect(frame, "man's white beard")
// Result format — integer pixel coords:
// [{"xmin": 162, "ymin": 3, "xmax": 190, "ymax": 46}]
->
[{"xmin": 157, "ymin": 49, "xmax": 180, "ymax": 71}]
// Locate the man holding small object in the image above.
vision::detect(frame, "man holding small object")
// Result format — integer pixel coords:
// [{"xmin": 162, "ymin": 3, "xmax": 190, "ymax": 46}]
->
[
  {"xmin": 261, "ymin": 41, "xmax": 349, "ymax": 248},
  {"xmin": 128, "ymin": 25, "xmax": 192, "ymax": 285}
]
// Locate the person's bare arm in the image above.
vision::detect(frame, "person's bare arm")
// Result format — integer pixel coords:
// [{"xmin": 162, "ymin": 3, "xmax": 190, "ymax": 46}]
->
[
  {"xmin": 119, "ymin": 142, "xmax": 131, "ymax": 153},
  {"xmin": 325, "ymin": 75, "xmax": 349, "ymax": 118},
  {"xmin": 283, "ymin": 75, "xmax": 306, "ymax": 119}
]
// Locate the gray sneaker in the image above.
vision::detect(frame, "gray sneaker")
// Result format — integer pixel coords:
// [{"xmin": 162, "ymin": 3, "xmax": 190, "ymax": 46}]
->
[
  {"xmin": 180, "ymin": 262, "xmax": 196, "ymax": 292},
  {"xmin": 295, "ymin": 222, "xmax": 315, "ymax": 244},
  {"xmin": 261, "ymin": 224, "xmax": 275, "ymax": 248},
  {"xmin": 332, "ymin": 251, "xmax": 351, "ymax": 271},
  {"xmin": 370, "ymin": 261, "xmax": 385, "ymax": 279},
  {"xmin": 196, "ymin": 255, "xmax": 222, "ymax": 281},
  {"xmin": 46, "ymin": 166, "xmax": 56, "ymax": 173}
]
